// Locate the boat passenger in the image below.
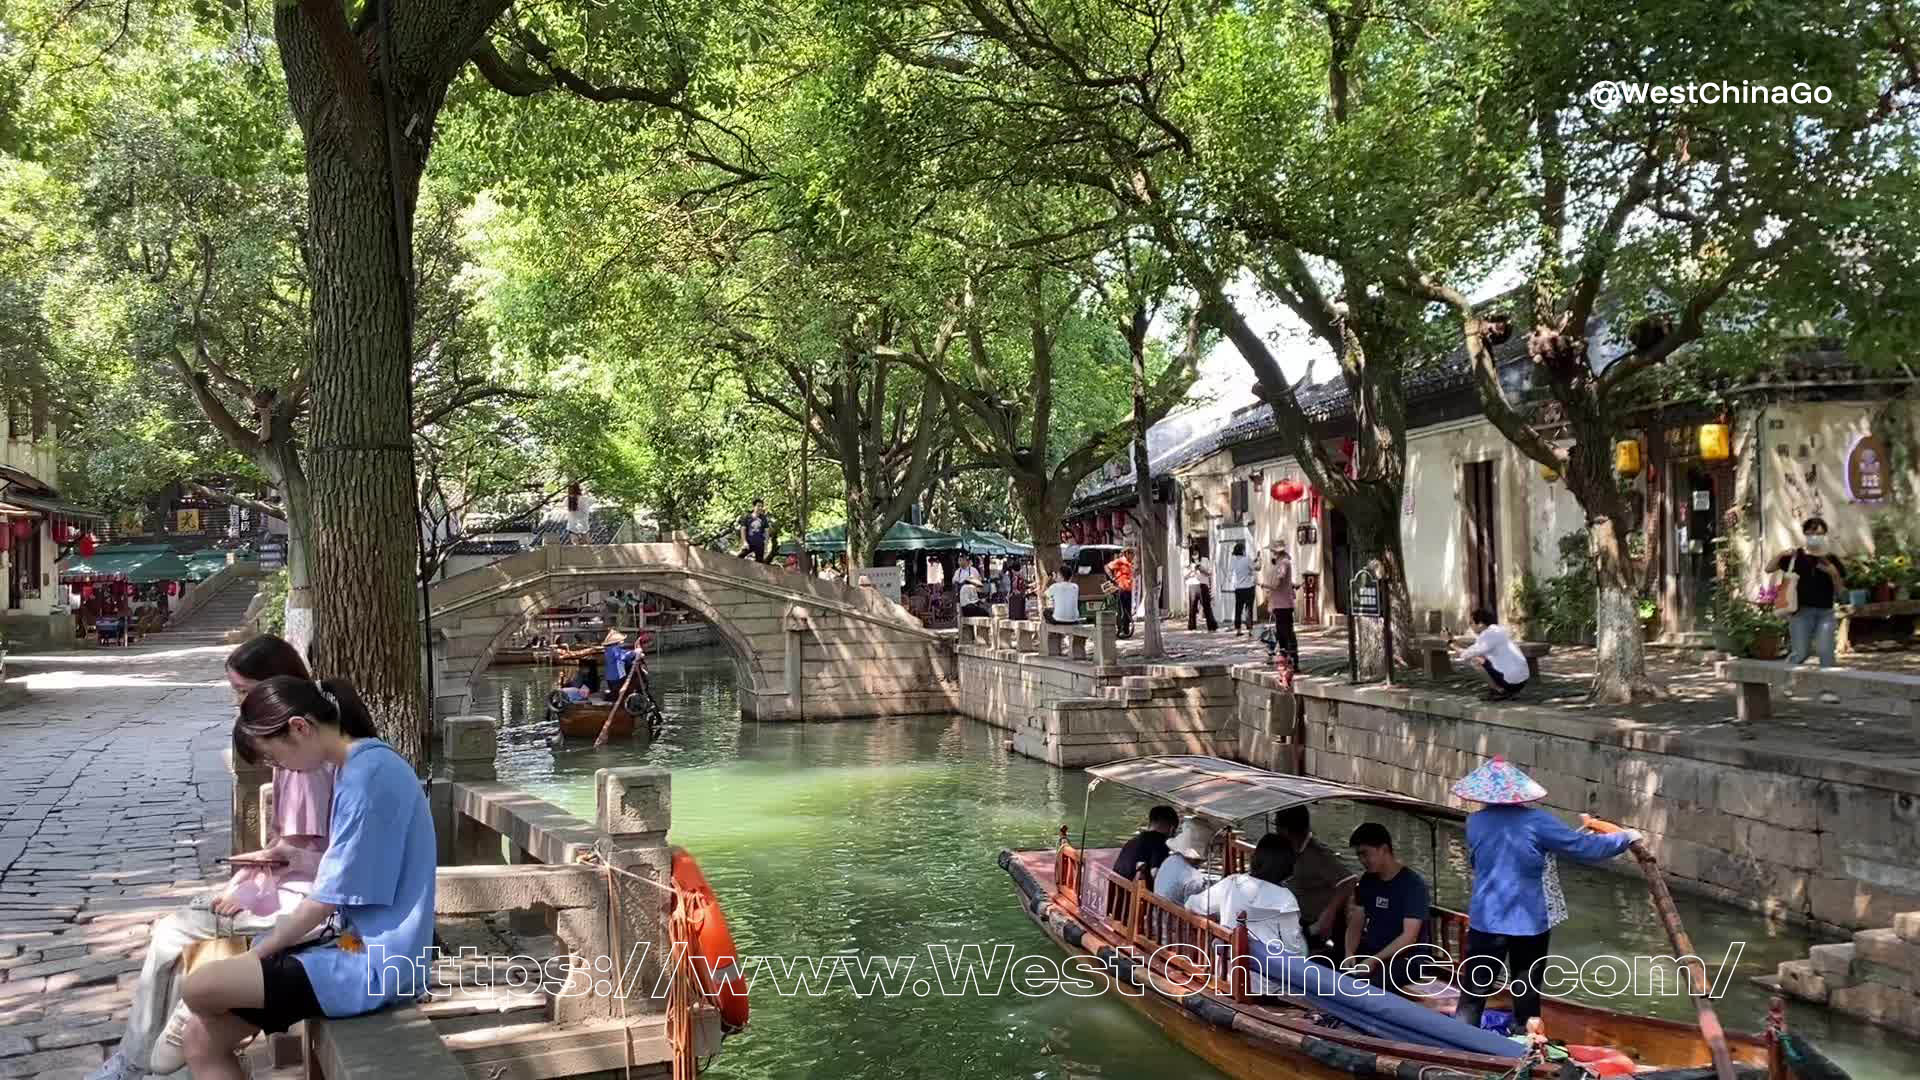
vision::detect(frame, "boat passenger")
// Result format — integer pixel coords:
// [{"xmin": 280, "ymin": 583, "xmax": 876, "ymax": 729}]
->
[
  {"xmin": 1184, "ymin": 834, "xmax": 1308, "ymax": 961},
  {"xmin": 1272, "ymin": 806, "xmax": 1356, "ymax": 954},
  {"xmin": 567, "ymin": 658, "xmax": 600, "ymax": 695},
  {"xmin": 179, "ymin": 676, "xmax": 436, "ymax": 1074},
  {"xmin": 1153, "ymin": 818, "xmax": 1217, "ymax": 904},
  {"xmin": 1451, "ymin": 758, "xmax": 1639, "ymax": 1032},
  {"xmin": 1342, "ymin": 823, "xmax": 1436, "ymax": 994},
  {"xmin": 1111, "ymin": 805, "xmax": 1179, "ymax": 884}
]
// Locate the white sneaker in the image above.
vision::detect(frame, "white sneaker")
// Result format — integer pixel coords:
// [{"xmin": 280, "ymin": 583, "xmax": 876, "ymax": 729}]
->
[
  {"xmin": 85, "ymin": 1052, "xmax": 146, "ymax": 1080},
  {"xmin": 147, "ymin": 1002, "xmax": 194, "ymax": 1075}
]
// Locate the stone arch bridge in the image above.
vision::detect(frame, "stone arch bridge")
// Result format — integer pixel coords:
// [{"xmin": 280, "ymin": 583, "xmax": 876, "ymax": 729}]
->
[{"xmin": 428, "ymin": 541, "xmax": 958, "ymax": 722}]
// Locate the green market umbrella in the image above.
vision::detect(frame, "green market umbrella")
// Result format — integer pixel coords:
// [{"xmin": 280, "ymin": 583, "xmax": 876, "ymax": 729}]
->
[{"xmin": 775, "ymin": 521, "xmax": 966, "ymax": 556}]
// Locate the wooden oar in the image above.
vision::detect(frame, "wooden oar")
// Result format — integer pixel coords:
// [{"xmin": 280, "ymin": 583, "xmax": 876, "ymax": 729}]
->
[
  {"xmin": 1582, "ymin": 814, "xmax": 1736, "ymax": 1080},
  {"xmin": 595, "ymin": 645, "xmax": 641, "ymax": 748}
]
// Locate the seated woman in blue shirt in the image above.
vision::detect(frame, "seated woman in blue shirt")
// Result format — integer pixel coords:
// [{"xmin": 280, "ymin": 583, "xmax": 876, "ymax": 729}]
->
[
  {"xmin": 179, "ymin": 677, "xmax": 437, "ymax": 1078},
  {"xmin": 1450, "ymin": 757, "xmax": 1639, "ymax": 1032}
]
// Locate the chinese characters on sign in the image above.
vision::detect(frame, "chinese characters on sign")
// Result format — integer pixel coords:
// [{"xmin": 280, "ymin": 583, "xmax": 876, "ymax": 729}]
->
[
  {"xmin": 1350, "ymin": 568, "xmax": 1381, "ymax": 617},
  {"xmin": 1847, "ymin": 434, "xmax": 1888, "ymax": 503}
]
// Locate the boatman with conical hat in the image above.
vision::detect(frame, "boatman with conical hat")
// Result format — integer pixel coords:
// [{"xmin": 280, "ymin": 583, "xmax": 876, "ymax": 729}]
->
[{"xmin": 1450, "ymin": 757, "xmax": 1640, "ymax": 1033}]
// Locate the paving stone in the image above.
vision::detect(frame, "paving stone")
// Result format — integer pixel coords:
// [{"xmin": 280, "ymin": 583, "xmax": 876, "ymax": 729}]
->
[
  {"xmin": 0, "ymin": 1045, "xmax": 102, "ymax": 1078},
  {"xmin": 32, "ymin": 1024, "xmax": 123, "ymax": 1050}
]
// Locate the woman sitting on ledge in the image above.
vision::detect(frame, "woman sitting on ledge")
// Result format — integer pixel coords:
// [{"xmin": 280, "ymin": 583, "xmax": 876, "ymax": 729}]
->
[
  {"xmin": 177, "ymin": 677, "xmax": 437, "ymax": 1080},
  {"xmin": 91, "ymin": 636, "xmax": 329, "ymax": 1080}
]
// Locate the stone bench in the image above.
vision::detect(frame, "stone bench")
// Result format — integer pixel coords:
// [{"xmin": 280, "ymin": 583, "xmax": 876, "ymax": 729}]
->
[
  {"xmin": 1717, "ymin": 658, "xmax": 1920, "ymax": 724},
  {"xmin": 959, "ymin": 608, "xmax": 1118, "ymax": 665},
  {"xmin": 1413, "ymin": 635, "xmax": 1550, "ymax": 680},
  {"xmin": 305, "ymin": 1001, "xmax": 464, "ymax": 1079}
]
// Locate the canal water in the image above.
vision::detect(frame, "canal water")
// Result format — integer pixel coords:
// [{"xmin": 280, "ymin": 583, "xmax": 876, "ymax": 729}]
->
[{"xmin": 475, "ymin": 648, "xmax": 1919, "ymax": 1080}]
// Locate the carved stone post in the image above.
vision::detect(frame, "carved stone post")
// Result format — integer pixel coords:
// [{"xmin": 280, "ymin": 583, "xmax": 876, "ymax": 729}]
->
[
  {"xmin": 437, "ymin": 716, "xmax": 501, "ymax": 867},
  {"xmin": 226, "ymin": 749, "xmax": 270, "ymax": 857},
  {"xmin": 564, "ymin": 767, "xmax": 673, "ymax": 1022}
]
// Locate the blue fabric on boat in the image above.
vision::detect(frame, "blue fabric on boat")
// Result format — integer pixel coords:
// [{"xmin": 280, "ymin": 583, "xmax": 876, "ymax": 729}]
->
[{"xmin": 1254, "ymin": 948, "xmax": 1524, "ymax": 1058}]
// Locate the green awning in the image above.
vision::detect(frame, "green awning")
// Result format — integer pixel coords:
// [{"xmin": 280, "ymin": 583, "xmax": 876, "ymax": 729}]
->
[
  {"xmin": 776, "ymin": 521, "xmax": 966, "ymax": 555},
  {"xmin": 61, "ymin": 547, "xmax": 195, "ymax": 584},
  {"xmin": 183, "ymin": 548, "xmax": 235, "ymax": 581}
]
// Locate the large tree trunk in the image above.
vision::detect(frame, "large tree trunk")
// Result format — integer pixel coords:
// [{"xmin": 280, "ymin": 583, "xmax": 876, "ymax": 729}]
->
[
  {"xmin": 1336, "ymin": 485, "xmax": 1415, "ymax": 679},
  {"xmin": 275, "ymin": 460, "xmax": 317, "ymax": 658},
  {"xmin": 277, "ymin": 9, "xmax": 439, "ymax": 772},
  {"xmin": 1130, "ymin": 325, "xmax": 1165, "ymax": 659},
  {"xmin": 1589, "ymin": 511, "xmax": 1662, "ymax": 703}
]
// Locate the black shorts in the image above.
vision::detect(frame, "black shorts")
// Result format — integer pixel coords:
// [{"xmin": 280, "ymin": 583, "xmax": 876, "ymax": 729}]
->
[{"xmin": 234, "ymin": 948, "xmax": 325, "ymax": 1034}]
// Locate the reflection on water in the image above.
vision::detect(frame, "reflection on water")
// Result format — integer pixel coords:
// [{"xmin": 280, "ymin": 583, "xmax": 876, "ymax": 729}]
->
[{"xmin": 472, "ymin": 650, "xmax": 1918, "ymax": 1080}]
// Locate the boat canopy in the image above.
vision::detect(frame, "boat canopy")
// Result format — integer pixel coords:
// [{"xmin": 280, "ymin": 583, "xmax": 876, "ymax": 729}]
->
[{"xmin": 1086, "ymin": 755, "xmax": 1465, "ymax": 825}]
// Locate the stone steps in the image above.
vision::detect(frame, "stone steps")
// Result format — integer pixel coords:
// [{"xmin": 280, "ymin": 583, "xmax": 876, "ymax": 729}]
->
[{"xmin": 1772, "ymin": 909, "xmax": 1920, "ymax": 1037}]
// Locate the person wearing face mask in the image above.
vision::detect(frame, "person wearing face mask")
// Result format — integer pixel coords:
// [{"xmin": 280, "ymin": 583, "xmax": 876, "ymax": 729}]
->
[{"xmin": 1775, "ymin": 516, "xmax": 1846, "ymax": 699}]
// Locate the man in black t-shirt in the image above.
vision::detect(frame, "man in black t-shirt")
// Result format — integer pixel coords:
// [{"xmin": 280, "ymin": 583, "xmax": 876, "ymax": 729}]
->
[
  {"xmin": 738, "ymin": 498, "xmax": 774, "ymax": 564},
  {"xmin": 1112, "ymin": 805, "xmax": 1179, "ymax": 883},
  {"xmin": 1774, "ymin": 516, "xmax": 1846, "ymax": 691},
  {"xmin": 1343, "ymin": 822, "xmax": 1436, "ymax": 993}
]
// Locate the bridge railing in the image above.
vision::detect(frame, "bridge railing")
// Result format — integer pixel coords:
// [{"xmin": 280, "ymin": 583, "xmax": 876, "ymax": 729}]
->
[{"xmin": 958, "ymin": 605, "xmax": 1118, "ymax": 666}]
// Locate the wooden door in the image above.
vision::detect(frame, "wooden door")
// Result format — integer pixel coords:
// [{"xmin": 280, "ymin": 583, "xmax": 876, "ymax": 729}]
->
[{"xmin": 1461, "ymin": 461, "xmax": 1500, "ymax": 619}]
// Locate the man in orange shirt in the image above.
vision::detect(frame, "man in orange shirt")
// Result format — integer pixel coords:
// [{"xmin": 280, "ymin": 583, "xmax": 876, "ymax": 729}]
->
[{"xmin": 1106, "ymin": 546, "xmax": 1137, "ymax": 639}]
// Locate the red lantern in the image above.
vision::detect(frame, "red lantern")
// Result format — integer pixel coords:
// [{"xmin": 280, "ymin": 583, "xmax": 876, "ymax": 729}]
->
[
  {"xmin": 1273, "ymin": 480, "xmax": 1305, "ymax": 504},
  {"xmin": 79, "ymin": 533, "xmax": 96, "ymax": 558},
  {"xmin": 10, "ymin": 519, "xmax": 28, "ymax": 539},
  {"xmin": 0, "ymin": 525, "xmax": 9, "ymax": 552},
  {"xmin": 81, "ymin": 584, "xmax": 94, "ymax": 601}
]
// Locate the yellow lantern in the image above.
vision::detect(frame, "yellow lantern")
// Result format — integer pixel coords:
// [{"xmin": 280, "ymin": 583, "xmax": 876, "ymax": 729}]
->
[
  {"xmin": 1615, "ymin": 439, "xmax": 1643, "ymax": 478},
  {"xmin": 1540, "ymin": 462, "xmax": 1560, "ymax": 482},
  {"xmin": 1699, "ymin": 422, "xmax": 1731, "ymax": 462}
]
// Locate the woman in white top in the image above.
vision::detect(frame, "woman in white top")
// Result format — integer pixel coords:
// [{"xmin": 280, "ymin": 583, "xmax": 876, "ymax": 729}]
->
[
  {"xmin": 1457, "ymin": 607, "xmax": 1530, "ymax": 701},
  {"xmin": 1186, "ymin": 834, "xmax": 1307, "ymax": 995},
  {"xmin": 1153, "ymin": 818, "xmax": 1217, "ymax": 904},
  {"xmin": 1185, "ymin": 548, "xmax": 1218, "ymax": 632},
  {"xmin": 1044, "ymin": 565, "xmax": 1082, "ymax": 624},
  {"xmin": 1227, "ymin": 541, "xmax": 1257, "ymax": 636}
]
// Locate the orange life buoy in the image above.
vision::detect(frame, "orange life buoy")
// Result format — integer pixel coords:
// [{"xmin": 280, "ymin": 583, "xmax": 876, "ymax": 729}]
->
[{"xmin": 672, "ymin": 847, "xmax": 749, "ymax": 1031}]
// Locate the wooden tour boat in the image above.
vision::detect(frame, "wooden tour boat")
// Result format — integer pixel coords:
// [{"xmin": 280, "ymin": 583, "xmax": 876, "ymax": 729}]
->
[
  {"xmin": 1001, "ymin": 755, "xmax": 1841, "ymax": 1080},
  {"xmin": 549, "ymin": 695, "xmax": 641, "ymax": 739}
]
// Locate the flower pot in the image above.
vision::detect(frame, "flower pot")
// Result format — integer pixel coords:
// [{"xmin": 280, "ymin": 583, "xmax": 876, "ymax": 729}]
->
[
  {"xmin": 1748, "ymin": 632, "xmax": 1782, "ymax": 660},
  {"xmin": 1874, "ymin": 584, "xmax": 1896, "ymax": 604},
  {"xmin": 1847, "ymin": 589, "xmax": 1871, "ymax": 607}
]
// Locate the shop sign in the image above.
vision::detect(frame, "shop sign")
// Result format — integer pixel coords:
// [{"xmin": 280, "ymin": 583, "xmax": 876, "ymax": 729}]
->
[{"xmin": 1847, "ymin": 434, "xmax": 1889, "ymax": 503}]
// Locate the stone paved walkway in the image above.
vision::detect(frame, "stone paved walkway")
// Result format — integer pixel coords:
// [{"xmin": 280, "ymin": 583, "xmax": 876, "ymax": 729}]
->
[{"xmin": 0, "ymin": 644, "xmax": 235, "ymax": 1079}]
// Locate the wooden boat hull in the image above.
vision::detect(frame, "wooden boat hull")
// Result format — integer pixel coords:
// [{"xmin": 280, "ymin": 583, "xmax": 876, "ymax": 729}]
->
[
  {"xmin": 1000, "ymin": 848, "xmax": 1773, "ymax": 1080},
  {"xmin": 551, "ymin": 700, "xmax": 638, "ymax": 739},
  {"xmin": 490, "ymin": 648, "xmax": 552, "ymax": 667}
]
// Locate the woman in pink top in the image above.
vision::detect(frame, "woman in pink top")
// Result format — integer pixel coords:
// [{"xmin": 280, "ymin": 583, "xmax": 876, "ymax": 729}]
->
[{"xmin": 92, "ymin": 636, "xmax": 333, "ymax": 1080}]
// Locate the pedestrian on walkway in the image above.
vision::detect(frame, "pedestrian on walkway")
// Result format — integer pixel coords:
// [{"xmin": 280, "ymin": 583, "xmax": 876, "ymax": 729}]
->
[
  {"xmin": 737, "ymin": 498, "xmax": 775, "ymax": 564},
  {"xmin": 1227, "ymin": 541, "xmax": 1256, "ymax": 635},
  {"xmin": 1450, "ymin": 758, "xmax": 1639, "ymax": 1033},
  {"xmin": 180, "ymin": 676, "xmax": 436, "ymax": 1074},
  {"xmin": 1775, "ymin": 516, "xmax": 1846, "ymax": 701},
  {"xmin": 91, "ymin": 636, "xmax": 334, "ymax": 1080},
  {"xmin": 1185, "ymin": 547, "xmax": 1218, "ymax": 632},
  {"xmin": 1262, "ymin": 541, "xmax": 1298, "ymax": 665},
  {"xmin": 1105, "ymin": 546, "xmax": 1136, "ymax": 639}
]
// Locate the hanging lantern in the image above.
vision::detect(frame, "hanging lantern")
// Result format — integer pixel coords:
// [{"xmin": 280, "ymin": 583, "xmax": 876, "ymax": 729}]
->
[
  {"xmin": 1540, "ymin": 463, "xmax": 1561, "ymax": 482},
  {"xmin": 1615, "ymin": 439, "xmax": 1643, "ymax": 478},
  {"xmin": 1699, "ymin": 421, "xmax": 1731, "ymax": 462},
  {"xmin": 10, "ymin": 519, "xmax": 28, "ymax": 540},
  {"xmin": 79, "ymin": 533, "xmax": 96, "ymax": 558},
  {"xmin": 1273, "ymin": 479, "xmax": 1306, "ymax": 504}
]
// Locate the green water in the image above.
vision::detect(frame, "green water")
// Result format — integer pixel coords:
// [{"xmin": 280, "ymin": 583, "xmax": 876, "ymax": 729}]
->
[{"xmin": 475, "ymin": 649, "xmax": 1919, "ymax": 1080}]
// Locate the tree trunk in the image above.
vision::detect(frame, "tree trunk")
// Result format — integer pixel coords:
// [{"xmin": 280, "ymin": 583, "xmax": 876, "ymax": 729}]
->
[
  {"xmin": 1589, "ymin": 512, "xmax": 1663, "ymax": 703},
  {"xmin": 1338, "ymin": 486, "xmax": 1415, "ymax": 678},
  {"xmin": 1130, "ymin": 328, "xmax": 1165, "ymax": 659},
  {"xmin": 276, "ymin": 462, "xmax": 317, "ymax": 659}
]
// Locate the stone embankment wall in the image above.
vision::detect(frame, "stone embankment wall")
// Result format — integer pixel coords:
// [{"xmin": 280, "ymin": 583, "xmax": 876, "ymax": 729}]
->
[
  {"xmin": 955, "ymin": 645, "xmax": 1237, "ymax": 766},
  {"xmin": 1232, "ymin": 669, "xmax": 1920, "ymax": 935},
  {"xmin": 1776, "ymin": 911, "xmax": 1920, "ymax": 1037}
]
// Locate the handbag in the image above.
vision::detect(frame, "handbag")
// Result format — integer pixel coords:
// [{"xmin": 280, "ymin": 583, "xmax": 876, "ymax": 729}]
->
[
  {"xmin": 181, "ymin": 934, "xmax": 252, "ymax": 976},
  {"xmin": 1774, "ymin": 569, "xmax": 1799, "ymax": 615}
]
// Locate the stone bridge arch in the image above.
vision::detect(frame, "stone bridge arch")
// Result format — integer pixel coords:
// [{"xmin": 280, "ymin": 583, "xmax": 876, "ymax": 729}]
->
[{"xmin": 429, "ymin": 541, "xmax": 958, "ymax": 722}]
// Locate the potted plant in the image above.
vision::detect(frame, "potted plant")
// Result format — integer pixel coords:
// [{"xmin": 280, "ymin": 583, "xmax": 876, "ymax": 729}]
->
[
  {"xmin": 1746, "ymin": 585, "xmax": 1787, "ymax": 658},
  {"xmin": 1845, "ymin": 556, "xmax": 1880, "ymax": 607}
]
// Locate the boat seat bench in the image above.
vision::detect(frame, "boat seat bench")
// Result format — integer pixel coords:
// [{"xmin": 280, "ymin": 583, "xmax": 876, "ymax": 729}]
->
[
  {"xmin": 304, "ymin": 1001, "xmax": 463, "ymax": 1079},
  {"xmin": 1716, "ymin": 659, "xmax": 1920, "ymax": 724},
  {"xmin": 1412, "ymin": 636, "xmax": 1550, "ymax": 680}
]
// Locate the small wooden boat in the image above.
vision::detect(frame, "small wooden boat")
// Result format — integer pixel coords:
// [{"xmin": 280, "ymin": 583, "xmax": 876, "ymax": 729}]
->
[
  {"xmin": 549, "ymin": 695, "xmax": 638, "ymax": 739},
  {"xmin": 1002, "ymin": 756, "xmax": 1816, "ymax": 1080},
  {"xmin": 491, "ymin": 646, "xmax": 553, "ymax": 666}
]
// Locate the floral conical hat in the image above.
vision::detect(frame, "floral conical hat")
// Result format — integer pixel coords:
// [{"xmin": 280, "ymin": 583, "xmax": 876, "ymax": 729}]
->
[{"xmin": 1451, "ymin": 756, "xmax": 1548, "ymax": 805}]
